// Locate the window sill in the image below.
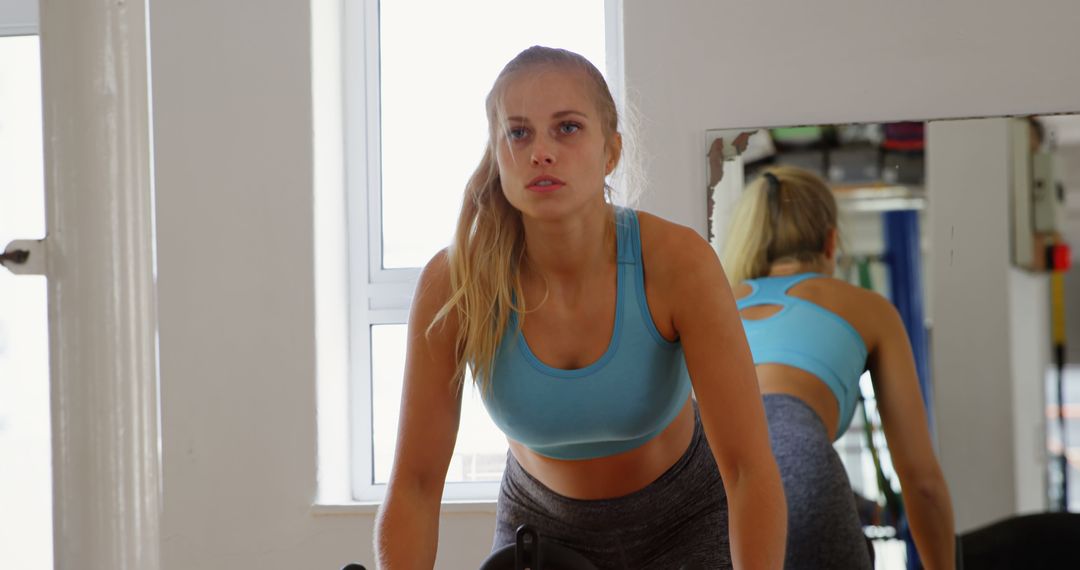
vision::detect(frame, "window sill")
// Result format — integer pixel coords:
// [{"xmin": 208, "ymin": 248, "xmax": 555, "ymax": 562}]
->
[{"xmin": 310, "ymin": 500, "xmax": 498, "ymax": 516}]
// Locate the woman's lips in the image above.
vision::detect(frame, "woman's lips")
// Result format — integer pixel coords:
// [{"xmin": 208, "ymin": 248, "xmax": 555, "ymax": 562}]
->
[{"xmin": 526, "ymin": 175, "xmax": 565, "ymax": 192}]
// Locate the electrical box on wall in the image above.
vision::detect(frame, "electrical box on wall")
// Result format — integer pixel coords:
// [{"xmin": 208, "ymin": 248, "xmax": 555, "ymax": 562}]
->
[
  {"xmin": 1011, "ymin": 118, "xmax": 1070, "ymax": 272},
  {"xmin": 1032, "ymin": 152, "xmax": 1065, "ymax": 233}
]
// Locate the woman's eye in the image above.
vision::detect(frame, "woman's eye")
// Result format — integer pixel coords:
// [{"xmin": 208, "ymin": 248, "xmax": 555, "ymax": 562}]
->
[
  {"xmin": 507, "ymin": 127, "xmax": 529, "ymax": 141},
  {"xmin": 559, "ymin": 122, "xmax": 581, "ymax": 135}
]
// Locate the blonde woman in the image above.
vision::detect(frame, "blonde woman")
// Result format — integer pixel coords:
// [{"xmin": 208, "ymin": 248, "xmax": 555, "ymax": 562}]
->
[
  {"xmin": 374, "ymin": 46, "xmax": 786, "ymax": 569},
  {"xmin": 723, "ymin": 166, "xmax": 955, "ymax": 569}
]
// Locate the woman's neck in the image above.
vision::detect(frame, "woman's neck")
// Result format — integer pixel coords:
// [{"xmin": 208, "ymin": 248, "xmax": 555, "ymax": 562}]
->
[
  {"xmin": 767, "ymin": 258, "xmax": 831, "ymax": 277},
  {"xmin": 520, "ymin": 201, "xmax": 615, "ymax": 281}
]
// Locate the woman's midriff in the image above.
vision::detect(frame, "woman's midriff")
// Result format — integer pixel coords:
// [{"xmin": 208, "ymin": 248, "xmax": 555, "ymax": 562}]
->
[
  {"xmin": 756, "ymin": 363, "xmax": 841, "ymax": 438},
  {"xmin": 507, "ymin": 397, "xmax": 695, "ymax": 500}
]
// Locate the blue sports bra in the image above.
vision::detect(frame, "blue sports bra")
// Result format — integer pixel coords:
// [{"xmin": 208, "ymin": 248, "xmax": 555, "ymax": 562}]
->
[
  {"xmin": 480, "ymin": 207, "xmax": 692, "ymax": 460},
  {"xmin": 736, "ymin": 273, "xmax": 868, "ymax": 440}
]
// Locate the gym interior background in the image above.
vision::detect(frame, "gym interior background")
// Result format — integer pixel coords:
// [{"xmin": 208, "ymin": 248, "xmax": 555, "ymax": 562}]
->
[{"xmin": 1, "ymin": 1, "xmax": 1079, "ymax": 568}]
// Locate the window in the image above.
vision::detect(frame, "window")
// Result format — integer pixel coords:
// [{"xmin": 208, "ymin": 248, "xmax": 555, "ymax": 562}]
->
[{"xmin": 343, "ymin": 0, "xmax": 621, "ymax": 502}]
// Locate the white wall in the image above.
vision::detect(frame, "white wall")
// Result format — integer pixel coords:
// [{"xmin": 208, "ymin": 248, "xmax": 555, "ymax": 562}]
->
[
  {"xmin": 149, "ymin": 1, "xmax": 492, "ymax": 568},
  {"xmin": 622, "ymin": 0, "xmax": 1080, "ymax": 232},
  {"xmin": 148, "ymin": 1, "xmax": 1080, "ymax": 568},
  {"xmin": 1009, "ymin": 269, "xmax": 1051, "ymax": 516},
  {"xmin": 925, "ymin": 118, "xmax": 1050, "ymax": 532}
]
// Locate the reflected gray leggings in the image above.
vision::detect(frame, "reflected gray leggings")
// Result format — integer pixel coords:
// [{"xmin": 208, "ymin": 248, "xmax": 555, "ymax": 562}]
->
[
  {"xmin": 765, "ymin": 393, "xmax": 873, "ymax": 570},
  {"xmin": 493, "ymin": 405, "xmax": 731, "ymax": 569}
]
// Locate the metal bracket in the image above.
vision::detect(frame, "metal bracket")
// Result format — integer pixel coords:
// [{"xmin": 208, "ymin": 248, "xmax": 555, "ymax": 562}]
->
[{"xmin": 1, "ymin": 238, "xmax": 47, "ymax": 276}]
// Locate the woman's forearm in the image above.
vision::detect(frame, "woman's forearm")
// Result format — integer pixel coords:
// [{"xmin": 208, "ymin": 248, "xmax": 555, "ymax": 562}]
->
[
  {"xmin": 904, "ymin": 477, "xmax": 956, "ymax": 570},
  {"xmin": 725, "ymin": 461, "xmax": 788, "ymax": 569},
  {"xmin": 374, "ymin": 484, "xmax": 442, "ymax": 569}
]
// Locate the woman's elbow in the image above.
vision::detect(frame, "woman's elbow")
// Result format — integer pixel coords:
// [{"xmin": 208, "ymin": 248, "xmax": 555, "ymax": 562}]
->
[{"xmin": 904, "ymin": 472, "xmax": 953, "ymax": 510}]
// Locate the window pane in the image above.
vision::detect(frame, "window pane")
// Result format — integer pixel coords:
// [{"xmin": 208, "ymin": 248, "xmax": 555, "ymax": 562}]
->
[
  {"xmin": 371, "ymin": 324, "xmax": 508, "ymax": 484},
  {"xmin": 378, "ymin": 0, "xmax": 607, "ymax": 268},
  {"xmin": 0, "ymin": 34, "xmax": 53, "ymax": 570}
]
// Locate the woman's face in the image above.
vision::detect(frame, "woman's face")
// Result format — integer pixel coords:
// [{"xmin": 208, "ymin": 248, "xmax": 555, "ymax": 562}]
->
[{"xmin": 494, "ymin": 66, "xmax": 619, "ymax": 220}]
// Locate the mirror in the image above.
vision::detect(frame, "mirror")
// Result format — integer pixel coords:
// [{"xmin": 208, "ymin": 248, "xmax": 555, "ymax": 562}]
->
[{"xmin": 702, "ymin": 114, "xmax": 1080, "ymax": 559}]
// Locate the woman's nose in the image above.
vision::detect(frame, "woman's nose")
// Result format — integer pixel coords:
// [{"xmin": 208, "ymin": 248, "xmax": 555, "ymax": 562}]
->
[{"xmin": 530, "ymin": 140, "xmax": 556, "ymax": 166}]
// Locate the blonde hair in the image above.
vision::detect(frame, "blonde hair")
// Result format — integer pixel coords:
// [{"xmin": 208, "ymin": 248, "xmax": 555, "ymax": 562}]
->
[
  {"xmin": 430, "ymin": 46, "xmax": 622, "ymax": 392},
  {"xmin": 721, "ymin": 165, "xmax": 838, "ymax": 285}
]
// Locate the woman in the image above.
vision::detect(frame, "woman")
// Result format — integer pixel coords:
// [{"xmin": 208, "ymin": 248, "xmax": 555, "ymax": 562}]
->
[
  {"xmin": 373, "ymin": 46, "xmax": 786, "ymax": 569},
  {"xmin": 723, "ymin": 165, "xmax": 956, "ymax": 569}
]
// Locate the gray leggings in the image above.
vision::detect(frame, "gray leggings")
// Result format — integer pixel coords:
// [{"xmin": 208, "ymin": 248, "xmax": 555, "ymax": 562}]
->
[
  {"xmin": 765, "ymin": 393, "xmax": 873, "ymax": 570},
  {"xmin": 493, "ymin": 405, "xmax": 731, "ymax": 569}
]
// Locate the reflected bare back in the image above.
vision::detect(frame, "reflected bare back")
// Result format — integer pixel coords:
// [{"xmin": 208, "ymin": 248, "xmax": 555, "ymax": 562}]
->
[{"xmin": 735, "ymin": 275, "xmax": 876, "ymax": 438}]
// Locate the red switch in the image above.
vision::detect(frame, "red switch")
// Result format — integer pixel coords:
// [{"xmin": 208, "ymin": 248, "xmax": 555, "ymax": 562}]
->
[{"xmin": 1052, "ymin": 243, "xmax": 1071, "ymax": 272}]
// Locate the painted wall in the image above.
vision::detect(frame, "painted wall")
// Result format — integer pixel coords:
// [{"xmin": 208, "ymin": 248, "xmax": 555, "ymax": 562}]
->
[
  {"xmin": 622, "ymin": 0, "xmax": 1080, "ymax": 232},
  {"xmin": 920, "ymin": 118, "xmax": 1055, "ymax": 530},
  {"xmin": 150, "ymin": 1, "xmax": 494, "ymax": 568},
  {"xmin": 1009, "ymin": 268, "xmax": 1051, "ymax": 516},
  {"xmin": 149, "ymin": 1, "xmax": 1080, "ymax": 567}
]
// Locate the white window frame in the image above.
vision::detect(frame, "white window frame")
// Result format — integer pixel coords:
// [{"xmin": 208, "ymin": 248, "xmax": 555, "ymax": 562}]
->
[{"xmin": 344, "ymin": 0, "xmax": 625, "ymax": 503}]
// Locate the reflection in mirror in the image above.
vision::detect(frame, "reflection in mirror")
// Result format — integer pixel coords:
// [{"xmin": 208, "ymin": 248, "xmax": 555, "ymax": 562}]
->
[
  {"xmin": 705, "ymin": 114, "xmax": 1080, "ymax": 567},
  {"xmin": 708, "ymin": 121, "xmax": 934, "ymax": 568}
]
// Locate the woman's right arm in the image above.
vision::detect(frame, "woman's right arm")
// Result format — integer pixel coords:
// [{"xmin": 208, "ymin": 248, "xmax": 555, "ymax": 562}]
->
[
  {"xmin": 866, "ymin": 295, "xmax": 956, "ymax": 570},
  {"xmin": 374, "ymin": 250, "xmax": 464, "ymax": 569}
]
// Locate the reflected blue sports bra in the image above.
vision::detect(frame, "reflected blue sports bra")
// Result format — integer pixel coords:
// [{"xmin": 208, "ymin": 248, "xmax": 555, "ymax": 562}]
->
[
  {"xmin": 737, "ymin": 273, "xmax": 868, "ymax": 440},
  {"xmin": 480, "ymin": 207, "xmax": 692, "ymax": 460}
]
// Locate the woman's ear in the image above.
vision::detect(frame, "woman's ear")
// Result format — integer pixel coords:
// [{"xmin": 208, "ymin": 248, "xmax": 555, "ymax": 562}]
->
[
  {"xmin": 824, "ymin": 227, "xmax": 840, "ymax": 260},
  {"xmin": 605, "ymin": 132, "xmax": 623, "ymax": 175}
]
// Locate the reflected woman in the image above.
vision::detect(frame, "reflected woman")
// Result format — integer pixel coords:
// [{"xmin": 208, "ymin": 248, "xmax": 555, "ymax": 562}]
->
[{"xmin": 723, "ymin": 166, "xmax": 955, "ymax": 569}]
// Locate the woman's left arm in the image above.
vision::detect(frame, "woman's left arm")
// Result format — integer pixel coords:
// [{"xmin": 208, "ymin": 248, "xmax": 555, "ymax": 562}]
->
[
  {"xmin": 659, "ymin": 223, "xmax": 787, "ymax": 569},
  {"xmin": 866, "ymin": 296, "xmax": 955, "ymax": 569}
]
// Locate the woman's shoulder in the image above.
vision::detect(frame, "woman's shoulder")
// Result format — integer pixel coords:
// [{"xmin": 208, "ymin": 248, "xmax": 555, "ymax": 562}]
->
[
  {"xmin": 630, "ymin": 208, "xmax": 688, "ymax": 233},
  {"xmin": 418, "ymin": 248, "xmax": 452, "ymax": 290},
  {"xmin": 412, "ymin": 248, "xmax": 456, "ymax": 323},
  {"xmin": 631, "ymin": 209, "xmax": 731, "ymax": 312},
  {"xmin": 825, "ymin": 277, "xmax": 894, "ymax": 312},
  {"xmin": 810, "ymin": 274, "xmax": 869, "ymax": 295},
  {"xmin": 632, "ymin": 209, "xmax": 714, "ymax": 265},
  {"xmin": 792, "ymin": 275, "xmax": 892, "ymax": 313},
  {"xmin": 805, "ymin": 277, "xmax": 901, "ymax": 347}
]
